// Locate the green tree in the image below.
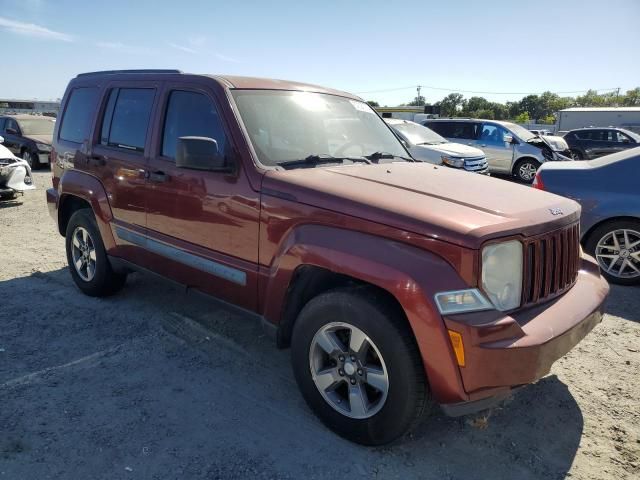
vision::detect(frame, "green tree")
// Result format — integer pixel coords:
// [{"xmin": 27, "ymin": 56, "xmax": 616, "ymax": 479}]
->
[
  {"xmin": 366, "ymin": 100, "xmax": 380, "ymax": 108},
  {"xmin": 407, "ymin": 95, "xmax": 426, "ymax": 106},
  {"xmin": 436, "ymin": 93, "xmax": 465, "ymax": 117},
  {"xmin": 514, "ymin": 111, "xmax": 530, "ymax": 123},
  {"xmin": 623, "ymin": 88, "xmax": 640, "ymax": 106}
]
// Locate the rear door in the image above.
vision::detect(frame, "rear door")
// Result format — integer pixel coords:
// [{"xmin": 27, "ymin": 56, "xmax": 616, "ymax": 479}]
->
[{"xmin": 89, "ymin": 82, "xmax": 160, "ymax": 256}]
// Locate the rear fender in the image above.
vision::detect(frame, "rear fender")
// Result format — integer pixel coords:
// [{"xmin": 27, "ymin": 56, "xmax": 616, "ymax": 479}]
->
[
  {"xmin": 261, "ymin": 224, "xmax": 472, "ymax": 403},
  {"xmin": 58, "ymin": 170, "xmax": 116, "ymax": 251}
]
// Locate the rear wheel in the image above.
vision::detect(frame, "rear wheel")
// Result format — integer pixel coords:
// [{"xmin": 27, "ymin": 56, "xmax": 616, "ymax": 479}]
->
[
  {"xmin": 585, "ymin": 219, "xmax": 640, "ymax": 285},
  {"xmin": 513, "ymin": 158, "xmax": 540, "ymax": 183},
  {"xmin": 291, "ymin": 287, "xmax": 430, "ymax": 445},
  {"xmin": 571, "ymin": 149, "xmax": 584, "ymax": 160},
  {"xmin": 65, "ymin": 209, "xmax": 127, "ymax": 296}
]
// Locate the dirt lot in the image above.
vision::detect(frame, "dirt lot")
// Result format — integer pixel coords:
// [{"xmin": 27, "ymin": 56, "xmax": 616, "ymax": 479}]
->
[{"xmin": 1, "ymin": 171, "xmax": 638, "ymax": 480}]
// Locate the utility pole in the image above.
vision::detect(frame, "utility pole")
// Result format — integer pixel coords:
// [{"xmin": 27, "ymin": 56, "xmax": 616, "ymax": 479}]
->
[
  {"xmin": 417, "ymin": 85, "xmax": 422, "ymax": 105},
  {"xmin": 616, "ymin": 87, "xmax": 620, "ymax": 105}
]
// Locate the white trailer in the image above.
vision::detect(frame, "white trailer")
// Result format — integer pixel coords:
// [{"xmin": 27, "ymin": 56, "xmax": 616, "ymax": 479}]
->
[{"xmin": 556, "ymin": 107, "xmax": 640, "ymax": 134}]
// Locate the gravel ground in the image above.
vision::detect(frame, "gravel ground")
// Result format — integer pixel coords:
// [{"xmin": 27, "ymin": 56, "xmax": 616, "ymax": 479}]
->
[{"xmin": 1, "ymin": 171, "xmax": 638, "ymax": 480}]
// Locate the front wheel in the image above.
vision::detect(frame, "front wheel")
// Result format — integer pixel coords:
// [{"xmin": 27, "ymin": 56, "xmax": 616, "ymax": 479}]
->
[
  {"xmin": 570, "ymin": 149, "xmax": 584, "ymax": 160},
  {"xmin": 514, "ymin": 158, "xmax": 540, "ymax": 183},
  {"xmin": 291, "ymin": 288, "xmax": 430, "ymax": 445},
  {"xmin": 65, "ymin": 209, "xmax": 127, "ymax": 296},
  {"xmin": 22, "ymin": 150, "xmax": 38, "ymax": 170},
  {"xmin": 585, "ymin": 219, "xmax": 640, "ymax": 285}
]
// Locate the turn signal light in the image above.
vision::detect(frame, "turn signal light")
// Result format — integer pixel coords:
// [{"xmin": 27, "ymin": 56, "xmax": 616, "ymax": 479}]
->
[
  {"xmin": 532, "ymin": 173, "xmax": 544, "ymax": 190},
  {"xmin": 447, "ymin": 330, "xmax": 465, "ymax": 367}
]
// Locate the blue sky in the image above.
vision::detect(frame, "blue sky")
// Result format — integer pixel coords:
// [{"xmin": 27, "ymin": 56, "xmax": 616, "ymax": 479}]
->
[{"xmin": 1, "ymin": 0, "xmax": 639, "ymax": 105}]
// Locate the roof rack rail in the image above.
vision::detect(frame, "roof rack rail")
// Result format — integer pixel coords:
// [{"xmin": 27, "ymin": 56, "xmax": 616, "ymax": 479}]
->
[{"xmin": 77, "ymin": 69, "xmax": 182, "ymax": 77}]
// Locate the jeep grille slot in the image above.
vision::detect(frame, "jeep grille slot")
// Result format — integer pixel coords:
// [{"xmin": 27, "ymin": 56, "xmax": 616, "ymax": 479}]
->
[{"xmin": 522, "ymin": 223, "xmax": 580, "ymax": 306}]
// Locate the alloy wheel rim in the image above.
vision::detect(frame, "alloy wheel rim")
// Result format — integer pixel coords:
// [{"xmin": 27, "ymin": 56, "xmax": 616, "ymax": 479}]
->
[
  {"xmin": 71, "ymin": 226, "xmax": 97, "ymax": 281},
  {"xmin": 309, "ymin": 322, "xmax": 389, "ymax": 419},
  {"xmin": 519, "ymin": 163, "xmax": 537, "ymax": 180},
  {"xmin": 595, "ymin": 228, "xmax": 640, "ymax": 279},
  {"xmin": 22, "ymin": 151, "xmax": 32, "ymax": 166}
]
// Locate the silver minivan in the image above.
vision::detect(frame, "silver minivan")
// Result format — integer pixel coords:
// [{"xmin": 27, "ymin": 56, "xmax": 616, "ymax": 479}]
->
[{"xmin": 423, "ymin": 119, "xmax": 573, "ymax": 183}]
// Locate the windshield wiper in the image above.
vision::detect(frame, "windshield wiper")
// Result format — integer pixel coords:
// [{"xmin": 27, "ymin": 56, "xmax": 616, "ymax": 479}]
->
[
  {"xmin": 277, "ymin": 154, "xmax": 371, "ymax": 169},
  {"xmin": 366, "ymin": 151, "xmax": 415, "ymax": 162}
]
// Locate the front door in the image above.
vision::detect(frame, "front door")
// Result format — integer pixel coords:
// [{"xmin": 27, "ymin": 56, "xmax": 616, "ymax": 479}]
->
[
  {"xmin": 143, "ymin": 84, "xmax": 260, "ymax": 310},
  {"xmin": 476, "ymin": 122, "xmax": 514, "ymax": 173}
]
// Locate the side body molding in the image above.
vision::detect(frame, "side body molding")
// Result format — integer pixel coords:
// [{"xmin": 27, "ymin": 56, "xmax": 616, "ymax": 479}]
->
[{"xmin": 260, "ymin": 224, "xmax": 472, "ymax": 403}]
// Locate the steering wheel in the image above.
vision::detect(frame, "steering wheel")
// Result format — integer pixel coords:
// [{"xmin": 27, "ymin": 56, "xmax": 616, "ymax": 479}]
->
[{"xmin": 334, "ymin": 141, "xmax": 367, "ymax": 157}]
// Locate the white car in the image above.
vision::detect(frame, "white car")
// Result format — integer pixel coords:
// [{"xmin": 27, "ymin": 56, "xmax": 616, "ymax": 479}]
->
[
  {"xmin": 0, "ymin": 136, "xmax": 34, "ymax": 200},
  {"xmin": 385, "ymin": 119, "xmax": 488, "ymax": 173}
]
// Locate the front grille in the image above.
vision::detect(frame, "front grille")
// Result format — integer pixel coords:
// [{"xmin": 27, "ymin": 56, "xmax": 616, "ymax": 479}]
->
[
  {"xmin": 522, "ymin": 223, "xmax": 581, "ymax": 306},
  {"xmin": 463, "ymin": 156, "xmax": 488, "ymax": 172}
]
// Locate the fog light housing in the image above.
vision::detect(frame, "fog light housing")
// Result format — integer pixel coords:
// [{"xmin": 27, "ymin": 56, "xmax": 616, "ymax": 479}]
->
[{"xmin": 434, "ymin": 289, "xmax": 493, "ymax": 315}]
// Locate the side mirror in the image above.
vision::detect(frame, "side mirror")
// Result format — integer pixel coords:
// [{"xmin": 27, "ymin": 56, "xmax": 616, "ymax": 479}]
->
[
  {"xmin": 5, "ymin": 127, "xmax": 18, "ymax": 135},
  {"xmin": 621, "ymin": 138, "xmax": 631, "ymax": 144},
  {"xmin": 176, "ymin": 136, "xmax": 231, "ymax": 172},
  {"xmin": 503, "ymin": 135, "xmax": 513, "ymax": 144}
]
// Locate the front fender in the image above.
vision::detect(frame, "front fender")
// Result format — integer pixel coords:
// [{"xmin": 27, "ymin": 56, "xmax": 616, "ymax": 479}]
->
[
  {"xmin": 261, "ymin": 224, "xmax": 472, "ymax": 403},
  {"xmin": 58, "ymin": 170, "xmax": 116, "ymax": 251}
]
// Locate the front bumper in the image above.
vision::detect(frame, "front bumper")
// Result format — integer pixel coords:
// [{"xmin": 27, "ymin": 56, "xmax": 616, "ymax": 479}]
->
[{"xmin": 439, "ymin": 254, "xmax": 608, "ymax": 415}]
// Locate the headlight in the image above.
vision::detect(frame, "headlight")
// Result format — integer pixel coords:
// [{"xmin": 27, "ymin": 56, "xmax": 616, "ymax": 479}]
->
[
  {"xmin": 36, "ymin": 143, "xmax": 52, "ymax": 152},
  {"xmin": 441, "ymin": 156, "xmax": 464, "ymax": 168},
  {"xmin": 481, "ymin": 240, "xmax": 523, "ymax": 311}
]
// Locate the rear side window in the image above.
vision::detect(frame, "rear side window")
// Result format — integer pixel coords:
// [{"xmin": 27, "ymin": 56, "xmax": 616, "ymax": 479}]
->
[
  {"xmin": 101, "ymin": 88, "xmax": 155, "ymax": 152},
  {"xmin": 59, "ymin": 87, "xmax": 100, "ymax": 143},
  {"xmin": 161, "ymin": 90, "xmax": 227, "ymax": 160}
]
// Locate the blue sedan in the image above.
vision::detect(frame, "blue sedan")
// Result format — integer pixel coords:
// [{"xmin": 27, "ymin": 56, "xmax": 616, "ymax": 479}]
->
[{"xmin": 533, "ymin": 147, "xmax": 640, "ymax": 285}]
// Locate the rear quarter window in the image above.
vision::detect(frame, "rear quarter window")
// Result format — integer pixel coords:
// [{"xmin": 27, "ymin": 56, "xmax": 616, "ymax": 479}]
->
[{"xmin": 59, "ymin": 87, "xmax": 100, "ymax": 143}]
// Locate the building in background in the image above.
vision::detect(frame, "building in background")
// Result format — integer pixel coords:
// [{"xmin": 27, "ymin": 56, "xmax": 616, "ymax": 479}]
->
[
  {"xmin": 556, "ymin": 107, "xmax": 640, "ymax": 134},
  {"xmin": 0, "ymin": 99, "xmax": 60, "ymax": 117}
]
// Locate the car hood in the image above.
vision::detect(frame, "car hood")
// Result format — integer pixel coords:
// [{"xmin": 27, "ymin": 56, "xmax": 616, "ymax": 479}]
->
[
  {"xmin": 415, "ymin": 142, "xmax": 485, "ymax": 157},
  {"xmin": 533, "ymin": 135, "xmax": 569, "ymax": 152},
  {"xmin": 263, "ymin": 163, "xmax": 580, "ymax": 249},
  {"xmin": 23, "ymin": 134, "xmax": 52, "ymax": 145}
]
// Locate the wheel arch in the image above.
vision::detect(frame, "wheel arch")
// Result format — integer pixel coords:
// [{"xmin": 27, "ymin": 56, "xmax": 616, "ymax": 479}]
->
[
  {"xmin": 261, "ymin": 224, "xmax": 471, "ymax": 404},
  {"xmin": 581, "ymin": 215, "xmax": 640, "ymax": 246}
]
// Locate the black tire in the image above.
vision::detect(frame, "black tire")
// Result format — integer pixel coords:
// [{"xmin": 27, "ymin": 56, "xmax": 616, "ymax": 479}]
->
[
  {"xmin": 65, "ymin": 209, "xmax": 127, "ymax": 296},
  {"xmin": 585, "ymin": 219, "xmax": 640, "ymax": 286},
  {"xmin": 513, "ymin": 158, "xmax": 540, "ymax": 184},
  {"xmin": 21, "ymin": 149, "xmax": 39, "ymax": 170},
  {"xmin": 571, "ymin": 149, "xmax": 584, "ymax": 160},
  {"xmin": 291, "ymin": 287, "xmax": 430, "ymax": 445}
]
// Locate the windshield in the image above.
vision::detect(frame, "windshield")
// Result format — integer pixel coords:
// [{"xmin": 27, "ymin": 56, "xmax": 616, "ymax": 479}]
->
[
  {"xmin": 231, "ymin": 90, "xmax": 407, "ymax": 167},
  {"xmin": 392, "ymin": 122, "xmax": 447, "ymax": 145},
  {"xmin": 500, "ymin": 122, "xmax": 536, "ymax": 142},
  {"xmin": 620, "ymin": 128, "xmax": 640, "ymax": 142},
  {"xmin": 17, "ymin": 118, "xmax": 55, "ymax": 136}
]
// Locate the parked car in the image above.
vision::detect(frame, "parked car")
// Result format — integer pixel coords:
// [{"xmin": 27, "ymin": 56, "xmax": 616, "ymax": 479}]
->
[
  {"xmin": 423, "ymin": 119, "xmax": 573, "ymax": 183},
  {"xmin": 0, "ymin": 136, "xmax": 34, "ymax": 199},
  {"xmin": 562, "ymin": 127, "xmax": 640, "ymax": 160},
  {"xmin": 384, "ymin": 119, "xmax": 488, "ymax": 173},
  {"xmin": 0, "ymin": 114, "xmax": 55, "ymax": 169},
  {"xmin": 533, "ymin": 147, "xmax": 640, "ymax": 285},
  {"xmin": 48, "ymin": 70, "xmax": 608, "ymax": 445}
]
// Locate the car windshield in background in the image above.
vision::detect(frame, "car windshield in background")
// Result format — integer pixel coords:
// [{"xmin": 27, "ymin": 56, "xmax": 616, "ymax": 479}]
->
[
  {"xmin": 620, "ymin": 128, "xmax": 640, "ymax": 142},
  {"xmin": 231, "ymin": 90, "xmax": 407, "ymax": 167},
  {"xmin": 17, "ymin": 118, "xmax": 56, "ymax": 136},
  {"xmin": 393, "ymin": 122, "xmax": 447, "ymax": 145},
  {"xmin": 501, "ymin": 122, "xmax": 536, "ymax": 142}
]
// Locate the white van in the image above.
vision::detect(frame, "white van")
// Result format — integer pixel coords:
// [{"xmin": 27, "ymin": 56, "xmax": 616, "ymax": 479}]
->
[{"xmin": 384, "ymin": 119, "xmax": 488, "ymax": 174}]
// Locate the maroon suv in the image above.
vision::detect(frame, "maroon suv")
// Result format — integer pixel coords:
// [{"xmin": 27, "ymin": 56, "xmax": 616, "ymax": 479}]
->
[{"xmin": 47, "ymin": 70, "xmax": 609, "ymax": 445}]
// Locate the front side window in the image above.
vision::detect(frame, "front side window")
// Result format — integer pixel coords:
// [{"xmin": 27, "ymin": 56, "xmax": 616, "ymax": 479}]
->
[
  {"xmin": 231, "ymin": 90, "xmax": 406, "ymax": 166},
  {"xmin": 59, "ymin": 87, "xmax": 99, "ymax": 143},
  {"xmin": 479, "ymin": 123, "xmax": 510, "ymax": 144},
  {"xmin": 5, "ymin": 118, "xmax": 19, "ymax": 134},
  {"xmin": 101, "ymin": 88, "xmax": 155, "ymax": 152},
  {"xmin": 162, "ymin": 90, "xmax": 227, "ymax": 160}
]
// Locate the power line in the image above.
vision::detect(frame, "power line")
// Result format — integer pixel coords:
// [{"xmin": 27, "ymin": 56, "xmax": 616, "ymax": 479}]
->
[{"xmin": 355, "ymin": 85, "xmax": 621, "ymax": 96}]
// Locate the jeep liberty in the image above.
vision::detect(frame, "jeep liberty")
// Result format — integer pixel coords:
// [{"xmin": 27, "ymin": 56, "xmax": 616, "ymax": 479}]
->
[{"xmin": 47, "ymin": 70, "xmax": 609, "ymax": 445}]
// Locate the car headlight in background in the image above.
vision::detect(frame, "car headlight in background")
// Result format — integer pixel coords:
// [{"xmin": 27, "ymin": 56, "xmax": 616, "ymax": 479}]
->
[
  {"xmin": 36, "ymin": 143, "xmax": 52, "ymax": 152},
  {"xmin": 481, "ymin": 240, "xmax": 523, "ymax": 311},
  {"xmin": 441, "ymin": 156, "xmax": 464, "ymax": 168}
]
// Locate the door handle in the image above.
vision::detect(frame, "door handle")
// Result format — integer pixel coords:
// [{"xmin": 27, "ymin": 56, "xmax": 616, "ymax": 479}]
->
[{"xmin": 148, "ymin": 170, "xmax": 168, "ymax": 183}]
